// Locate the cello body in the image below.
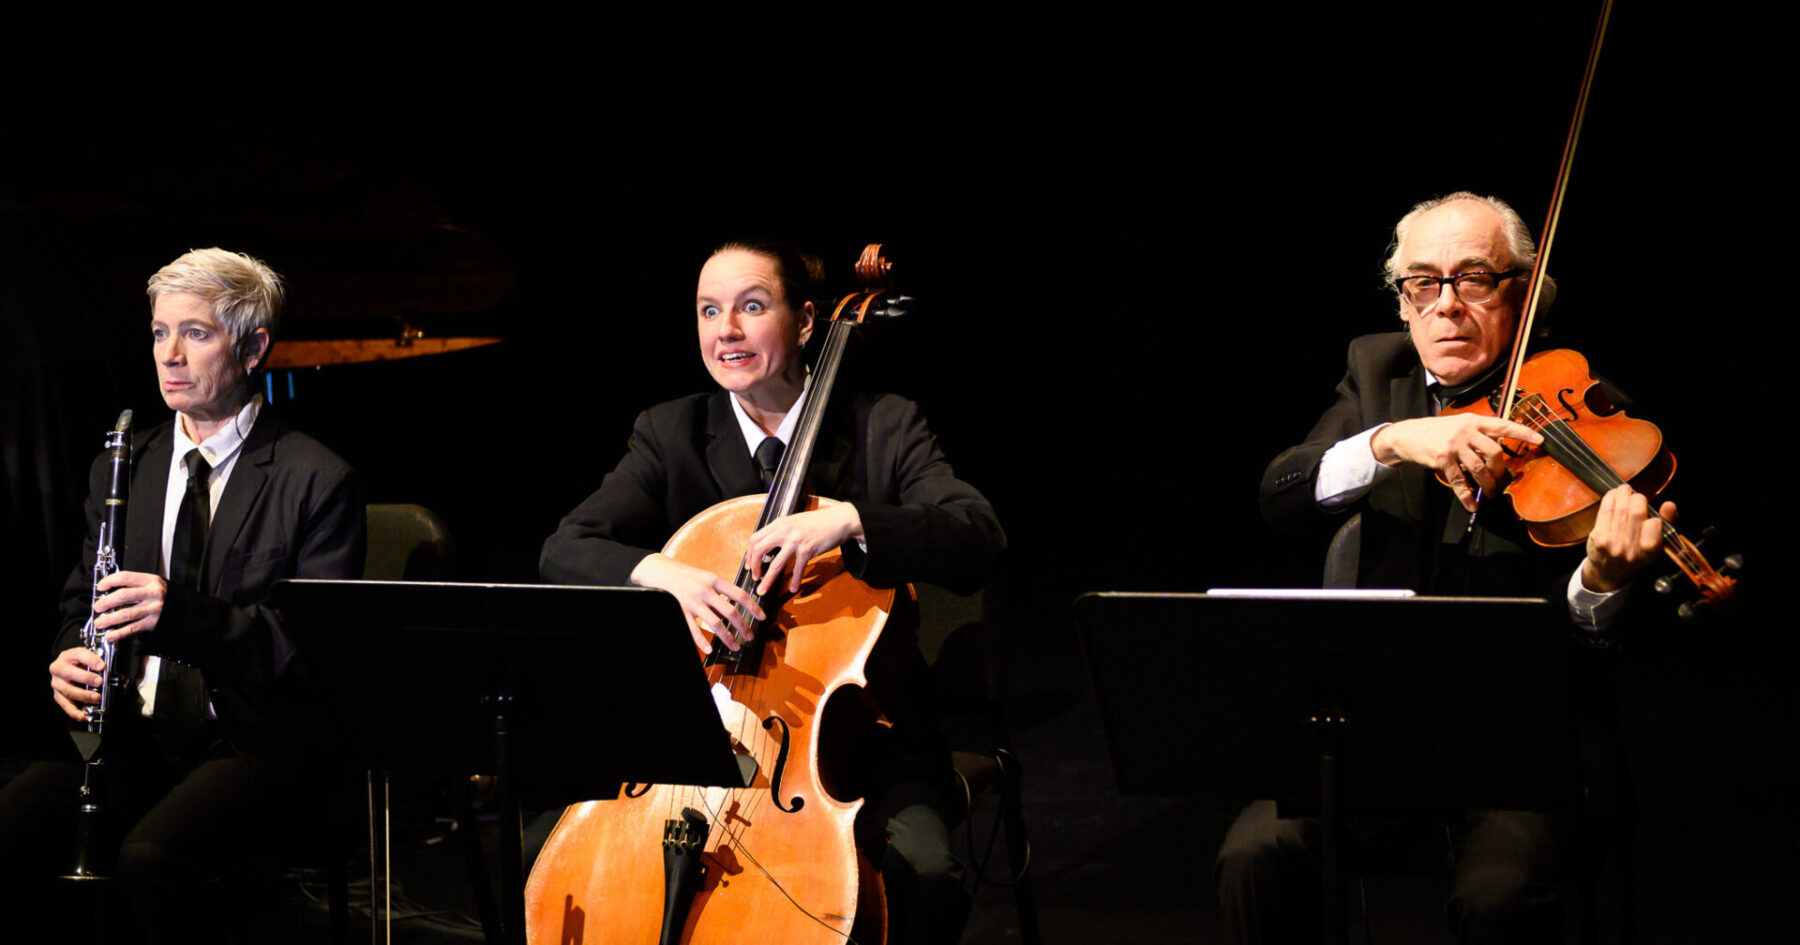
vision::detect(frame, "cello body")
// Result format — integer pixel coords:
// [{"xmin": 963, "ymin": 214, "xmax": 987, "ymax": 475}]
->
[{"xmin": 525, "ymin": 494, "xmax": 893, "ymax": 945}]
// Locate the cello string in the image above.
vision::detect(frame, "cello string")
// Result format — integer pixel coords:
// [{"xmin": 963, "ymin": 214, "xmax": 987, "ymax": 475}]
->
[
  {"xmin": 699, "ymin": 289, "xmax": 889, "ymax": 928},
  {"xmin": 689, "ymin": 790, "xmax": 860, "ymax": 945},
  {"xmin": 684, "ymin": 696, "xmax": 858, "ymax": 944}
]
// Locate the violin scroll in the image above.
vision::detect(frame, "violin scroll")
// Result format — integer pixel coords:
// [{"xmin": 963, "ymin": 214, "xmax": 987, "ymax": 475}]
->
[{"xmin": 1654, "ymin": 526, "xmax": 1742, "ymax": 619}]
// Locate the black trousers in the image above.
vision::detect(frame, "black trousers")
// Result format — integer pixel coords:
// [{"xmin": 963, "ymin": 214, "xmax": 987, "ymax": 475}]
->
[
  {"xmin": 0, "ymin": 720, "xmax": 342, "ymax": 945},
  {"xmin": 1214, "ymin": 800, "xmax": 1567, "ymax": 944}
]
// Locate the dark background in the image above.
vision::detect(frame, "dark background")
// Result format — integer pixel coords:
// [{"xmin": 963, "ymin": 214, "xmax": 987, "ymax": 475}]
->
[{"xmin": 4, "ymin": 4, "xmax": 1793, "ymax": 939}]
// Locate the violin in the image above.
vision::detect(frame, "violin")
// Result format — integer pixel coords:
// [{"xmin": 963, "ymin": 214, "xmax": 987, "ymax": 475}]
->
[
  {"xmin": 1436, "ymin": 0, "xmax": 1738, "ymax": 616},
  {"xmin": 524, "ymin": 245, "xmax": 906, "ymax": 944},
  {"xmin": 1440, "ymin": 349, "xmax": 1738, "ymax": 615}
]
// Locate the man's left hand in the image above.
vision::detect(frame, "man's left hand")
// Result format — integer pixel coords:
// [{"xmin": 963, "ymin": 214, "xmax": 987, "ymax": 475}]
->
[
  {"xmin": 92, "ymin": 570, "xmax": 169, "ymax": 642},
  {"xmin": 1581, "ymin": 485, "xmax": 1672, "ymax": 592},
  {"xmin": 744, "ymin": 504, "xmax": 864, "ymax": 596}
]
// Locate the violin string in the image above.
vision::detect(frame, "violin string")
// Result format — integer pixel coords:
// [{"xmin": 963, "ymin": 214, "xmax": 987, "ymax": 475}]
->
[
  {"xmin": 1664, "ymin": 533, "xmax": 1712, "ymax": 582},
  {"xmin": 1519, "ymin": 399, "xmax": 1696, "ymax": 534},
  {"xmin": 1515, "ymin": 399, "xmax": 1728, "ymax": 591},
  {"xmin": 1515, "ymin": 399, "xmax": 1626, "ymax": 493}
]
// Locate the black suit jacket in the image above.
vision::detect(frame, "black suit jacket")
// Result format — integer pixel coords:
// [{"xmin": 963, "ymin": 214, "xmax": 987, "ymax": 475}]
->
[
  {"xmin": 56, "ymin": 408, "xmax": 365, "ymax": 762},
  {"xmin": 1260, "ymin": 332, "xmax": 1572, "ymax": 597},
  {"xmin": 540, "ymin": 390, "xmax": 1004, "ymax": 594}
]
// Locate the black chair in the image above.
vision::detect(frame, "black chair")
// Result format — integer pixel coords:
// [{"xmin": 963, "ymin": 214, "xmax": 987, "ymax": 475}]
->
[
  {"xmin": 914, "ymin": 581, "xmax": 1042, "ymax": 945},
  {"xmin": 362, "ymin": 503, "xmax": 457, "ymax": 582},
  {"xmin": 1322, "ymin": 512, "xmax": 1362, "ymax": 590}
]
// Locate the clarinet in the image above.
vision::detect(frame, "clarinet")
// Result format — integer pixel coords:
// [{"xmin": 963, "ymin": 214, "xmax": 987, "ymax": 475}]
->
[{"xmin": 63, "ymin": 409, "xmax": 132, "ymax": 883}]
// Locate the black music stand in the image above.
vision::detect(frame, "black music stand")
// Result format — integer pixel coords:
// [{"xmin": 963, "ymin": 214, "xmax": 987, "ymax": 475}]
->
[
  {"xmin": 1074, "ymin": 591, "xmax": 1576, "ymax": 945},
  {"xmin": 274, "ymin": 579, "xmax": 748, "ymax": 945}
]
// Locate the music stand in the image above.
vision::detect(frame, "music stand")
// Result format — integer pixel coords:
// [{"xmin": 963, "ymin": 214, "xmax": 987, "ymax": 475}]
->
[
  {"xmin": 1074, "ymin": 591, "xmax": 1576, "ymax": 944},
  {"xmin": 275, "ymin": 579, "xmax": 748, "ymax": 945}
]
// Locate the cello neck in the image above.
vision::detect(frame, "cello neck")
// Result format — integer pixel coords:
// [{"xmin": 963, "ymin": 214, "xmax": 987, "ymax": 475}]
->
[
  {"xmin": 761, "ymin": 315, "xmax": 856, "ymax": 527},
  {"xmin": 760, "ymin": 243, "xmax": 897, "ymax": 527}
]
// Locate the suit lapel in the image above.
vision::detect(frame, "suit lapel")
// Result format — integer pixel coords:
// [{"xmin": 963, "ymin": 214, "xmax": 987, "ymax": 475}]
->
[
  {"xmin": 809, "ymin": 399, "xmax": 854, "ymax": 500},
  {"xmin": 1390, "ymin": 363, "xmax": 1432, "ymax": 527},
  {"xmin": 125, "ymin": 424, "xmax": 173, "ymax": 574},
  {"xmin": 202, "ymin": 411, "xmax": 276, "ymax": 591},
  {"xmin": 702, "ymin": 392, "xmax": 765, "ymax": 500}
]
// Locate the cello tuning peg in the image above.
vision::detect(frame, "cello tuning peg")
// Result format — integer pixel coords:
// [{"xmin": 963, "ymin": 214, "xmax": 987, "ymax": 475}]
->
[
  {"xmin": 1699, "ymin": 526, "xmax": 1718, "ymax": 544},
  {"xmin": 1654, "ymin": 575, "xmax": 1679, "ymax": 595},
  {"xmin": 875, "ymin": 294, "xmax": 913, "ymax": 319},
  {"xmin": 1677, "ymin": 598, "xmax": 1708, "ymax": 621},
  {"xmin": 1722, "ymin": 553, "xmax": 1744, "ymax": 573}
]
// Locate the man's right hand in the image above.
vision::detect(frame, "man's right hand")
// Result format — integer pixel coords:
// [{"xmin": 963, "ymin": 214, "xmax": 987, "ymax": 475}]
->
[
  {"xmin": 1370, "ymin": 414, "xmax": 1544, "ymax": 512},
  {"xmin": 49, "ymin": 647, "xmax": 105, "ymax": 722}
]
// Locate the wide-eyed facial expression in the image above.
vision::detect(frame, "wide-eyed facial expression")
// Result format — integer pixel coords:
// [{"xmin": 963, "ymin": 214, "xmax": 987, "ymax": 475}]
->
[
  {"xmin": 1395, "ymin": 200, "xmax": 1523, "ymax": 386},
  {"xmin": 696, "ymin": 250, "xmax": 814, "ymax": 406},
  {"xmin": 152, "ymin": 292, "xmax": 262, "ymax": 423}
]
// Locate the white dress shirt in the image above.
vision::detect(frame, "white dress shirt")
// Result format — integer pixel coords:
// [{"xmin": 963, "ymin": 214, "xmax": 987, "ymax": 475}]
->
[{"xmin": 139, "ymin": 395, "xmax": 262, "ymax": 715}]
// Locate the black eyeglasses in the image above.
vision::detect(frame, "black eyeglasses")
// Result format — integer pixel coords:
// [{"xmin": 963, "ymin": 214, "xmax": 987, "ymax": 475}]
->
[{"xmin": 1392, "ymin": 268, "xmax": 1523, "ymax": 307}]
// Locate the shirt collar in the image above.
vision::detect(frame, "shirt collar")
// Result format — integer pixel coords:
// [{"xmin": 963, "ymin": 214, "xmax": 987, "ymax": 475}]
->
[
  {"xmin": 173, "ymin": 394, "xmax": 262, "ymax": 468},
  {"xmin": 728, "ymin": 375, "xmax": 808, "ymax": 454}
]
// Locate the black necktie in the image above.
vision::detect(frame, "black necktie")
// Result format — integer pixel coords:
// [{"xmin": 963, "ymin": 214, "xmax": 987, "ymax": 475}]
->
[
  {"xmin": 157, "ymin": 448, "xmax": 212, "ymax": 751},
  {"xmin": 755, "ymin": 436, "xmax": 784, "ymax": 489},
  {"xmin": 169, "ymin": 449, "xmax": 212, "ymax": 590}
]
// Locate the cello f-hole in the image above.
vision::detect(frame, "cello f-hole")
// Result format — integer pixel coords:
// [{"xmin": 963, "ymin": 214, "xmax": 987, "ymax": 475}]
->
[{"xmin": 763, "ymin": 715, "xmax": 805, "ymax": 814}]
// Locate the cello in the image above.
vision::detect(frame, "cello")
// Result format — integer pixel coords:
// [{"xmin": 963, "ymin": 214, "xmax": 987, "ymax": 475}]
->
[{"xmin": 525, "ymin": 244, "xmax": 907, "ymax": 944}]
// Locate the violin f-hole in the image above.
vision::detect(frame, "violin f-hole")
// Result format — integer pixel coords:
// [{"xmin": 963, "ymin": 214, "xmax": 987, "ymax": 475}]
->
[{"xmin": 1555, "ymin": 387, "xmax": 1580, "ymax": 422}]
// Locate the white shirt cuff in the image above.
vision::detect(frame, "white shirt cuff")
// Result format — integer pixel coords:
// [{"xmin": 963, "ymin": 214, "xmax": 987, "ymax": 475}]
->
[
  {"xmin": 1567, "ymin": 566, "xmax": 1629, "ymax": 637},
  {"xmin": 1315, "ymin": 424, "xmax": 1398, "ymax": 508}
]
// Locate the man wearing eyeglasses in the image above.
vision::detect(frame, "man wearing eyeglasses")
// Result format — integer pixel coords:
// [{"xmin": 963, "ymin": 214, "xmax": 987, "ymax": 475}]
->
[{"xmin": 1216, "ymin": 192, "xmax": 1669, "ymax": 942}]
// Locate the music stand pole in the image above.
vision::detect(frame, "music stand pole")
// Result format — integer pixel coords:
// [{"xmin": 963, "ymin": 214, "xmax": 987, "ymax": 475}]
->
[{"xmin": 1312, "ymin": 709, "xmax": 1348, "ymax": 945}]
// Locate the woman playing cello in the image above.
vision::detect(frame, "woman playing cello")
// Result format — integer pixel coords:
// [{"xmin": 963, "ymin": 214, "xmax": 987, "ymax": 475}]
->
[{"xmin": 538, "ymin": 239, "xmax": 1005, "ymax": 944}]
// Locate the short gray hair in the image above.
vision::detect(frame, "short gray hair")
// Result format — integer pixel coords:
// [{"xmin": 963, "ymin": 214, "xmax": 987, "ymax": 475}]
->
[
  {"xmin": 1382, "ymin": 191, "xmax": 1538, "ymax": 284},
  {"xmin": 1382, "ymin": 191, "xmax": 1554, "ymax": 319},
  {"xmin": 147, "ymin": 248, "xmax": 285, "ymax": 367}
]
